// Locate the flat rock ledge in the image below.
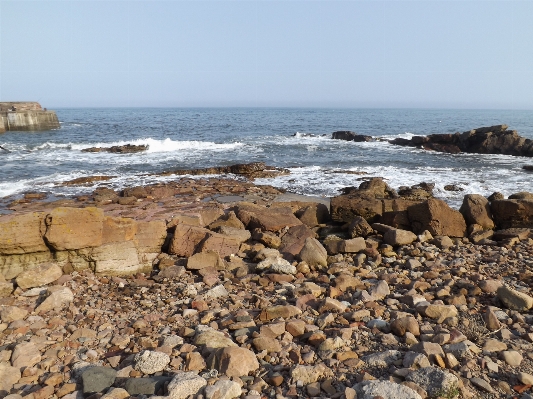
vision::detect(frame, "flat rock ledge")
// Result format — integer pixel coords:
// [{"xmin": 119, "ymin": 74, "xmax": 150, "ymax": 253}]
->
[{"xmin": 1, "ymin": 177, "xmax": 533, "ymax": 399}]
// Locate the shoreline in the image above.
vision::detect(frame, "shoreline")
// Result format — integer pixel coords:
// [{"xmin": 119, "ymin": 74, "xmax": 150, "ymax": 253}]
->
[{"xmin": 1, "ymin": 164, "xmax": 533, "ymax": 398}]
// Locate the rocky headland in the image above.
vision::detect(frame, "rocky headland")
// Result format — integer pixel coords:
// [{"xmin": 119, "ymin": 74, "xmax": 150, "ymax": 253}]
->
[{"xmin": 1, "ymin": 164, "xmax": 533, "ymax": 399}]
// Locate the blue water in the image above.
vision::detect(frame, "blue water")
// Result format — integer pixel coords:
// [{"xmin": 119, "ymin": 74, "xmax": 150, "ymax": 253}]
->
[{"xmin": 1, "ymin": 108, "xmax": 533, "ymax": 208}]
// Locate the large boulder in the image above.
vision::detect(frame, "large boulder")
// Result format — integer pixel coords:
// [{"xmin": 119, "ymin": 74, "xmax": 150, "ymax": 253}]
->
[
  {"xmin": 407, "ymin": 199, "xmax": 467, "ymax": 237},
  {"xmin": 206, "ymin": 347, "xmax": 259, "ymax": 377},
  {"xmin": 44, "ymin": 207, "xmax": 104, "ymax": 250},
  {"xmin": 330, "ymin": 195, "xmax": 383, "ymax": 223},
  {"xmin": 92, "ymin": 241, "xmax": 146, "ymax": 275},
  {"xmin": 299, "ymin": 237, "xmax": 327, "ymax": 267},
  {"xmin": 0, "ymin": 212, "xmax": 48, "ymax": 255},
  {"xmin": 491, "ymin": 199, "xmax": 533, "ymax": 229},
  {"xmin": 459, "ymin": 194, "xmax": 494, "ymax": 229},
  {"xmin": 15, "ymin": 262, "xmax": 63, "ymax": 289}
]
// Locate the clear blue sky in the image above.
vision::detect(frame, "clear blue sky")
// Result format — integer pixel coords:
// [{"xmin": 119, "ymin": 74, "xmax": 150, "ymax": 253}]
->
[{"xmin": 1, "ymin": 0, "xmax": 532, "ymax": 109}]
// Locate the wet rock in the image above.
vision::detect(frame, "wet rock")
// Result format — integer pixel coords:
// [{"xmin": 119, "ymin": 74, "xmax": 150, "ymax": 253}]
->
[
  {"xmin": 81, "ymin": 366, "xmax": 117, "ymax": 394},
  {"xmin": 82, "ymin": 144, "xmax": 148, "ymax": 153},
  {"xmin": 331, "ymin": 131, "xmax": 372, "ymax": 142}
]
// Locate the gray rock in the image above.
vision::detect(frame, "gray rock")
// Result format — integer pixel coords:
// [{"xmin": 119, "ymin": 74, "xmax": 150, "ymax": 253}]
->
[
  {"xmin": 443, "ymin": 342, "xmax": 471, "ymax": 359},
  {"xmin": 497, "ymin": 285, "xmax": 533, "ymax": 311},
  {"xmin": 204, "ymin": 379, "xmax": 242, "ymax": 399},
  {"xmin": 166, "ymin": 372, "xmax": 207, "ymax": 399},
  {"xmin": 82, "ymin": 366, "xmax": 117, "ymax": 394},
  {"xmin": 134, "ymin": 350, "xmax": 170, "ymax": 374},
  {"xmin": 405, "ymin": 367, "xmax": 458, "ymax": 397},
  {"xmin": 353, "ymin": 380, "xmax": 422, "ymax": 399},
  {"xmin": 256, "ymin": 256, "xmax": 296, "ymax": 275},
  {"xmin": 470, "ymin": 377, "xmax": 494, "ymax": 393},
  {"xmin": 362, "ymin": 350, "xmax": 402, "ymax": 367},
  {"xmin": 124, "ymin": 377, "xmax": 172, "ymax": 395}
]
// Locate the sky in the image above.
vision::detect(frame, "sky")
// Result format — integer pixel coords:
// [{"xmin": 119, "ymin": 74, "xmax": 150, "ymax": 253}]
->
[{"xmin": 1, "ymin": 0, "xmax": 532, "ymax": 109}]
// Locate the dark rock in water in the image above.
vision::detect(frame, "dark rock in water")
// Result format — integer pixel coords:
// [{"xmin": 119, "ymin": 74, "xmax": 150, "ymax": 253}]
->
[
  {"xmin": 444, "ymin": 184, "xmax": 464, "ymax": 192},
  {"xmin": 398, "ymin": 182, "xmax": 434, "ymax": 200},
  {"xmin": 82, "ymin": 144, "xmax": 148, "ymax": 153},
  {"xmin": 390, "ymin": 125, "xmax": 533, "ymax": 157},
  {"xmin": 523, "ymin": 165, "xmax": 533, "ymax": 171},
  {"xmin": 332, "ymin": 131, "xmax": 373, "ymax": 142},
  {"xmin": 158, "ymin": 162, "xmax": 290, "ymax": 180},
  {"xmin": 61, "ymin": 175, "xmax": 116, "ymax": 186}
]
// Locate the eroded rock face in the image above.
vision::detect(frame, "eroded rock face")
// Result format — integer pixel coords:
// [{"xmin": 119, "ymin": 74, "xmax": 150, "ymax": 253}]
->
[{"xmin": 0, "ymin": 212, "xmax": 48, "ymax": 255}]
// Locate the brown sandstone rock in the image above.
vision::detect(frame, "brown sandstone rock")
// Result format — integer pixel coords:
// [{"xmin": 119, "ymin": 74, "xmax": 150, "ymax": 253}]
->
[
  {"xmin": 278, "ymin": 225, "xmax": 315, "ymax": 258},
  {"xmin": 0, "ymin": 212, "xmax": 48, "ymax": 255},
  {"xmin": 408, "ymin": 199, "xmax": 466, "ymax": 237},
  {"xmin": 169, "ymin": 224, "xmax": 210, "ymax": 257},
  {"xmin": 459, "ymin": 194, "xmax": 494, "ymax": 229},
  {"xmin": 207, "ymin": 347, "xmax": 259, "ymax": 377},
  {"xmin": 44, "ymin": 207, "xmax": 104, "ymax": 250},
  {"xmin": 491, "ymin": 199, "xmax": 533, "ymax": 229},
  {"xmin": 0, "ymin": 362, "xmax": 21, "ymax": 393},
  {"xmin": 298, "ymin": 237, "xmax": 327, "ymax": 267},
  {"xmin": 234, "ymin": 204, "xmax": 302, "ymax": 232}
]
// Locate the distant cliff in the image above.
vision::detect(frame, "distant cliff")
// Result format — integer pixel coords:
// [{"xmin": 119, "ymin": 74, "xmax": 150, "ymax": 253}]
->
[{"xmin": 0, "ymin": 102, "xmax": 60, "ymax": 132}]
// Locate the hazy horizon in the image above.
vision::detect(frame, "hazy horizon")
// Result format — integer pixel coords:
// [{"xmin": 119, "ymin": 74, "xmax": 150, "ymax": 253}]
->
[{"xmin": 2, "ymin": 1, "xmax": 532, "ymax": 110}]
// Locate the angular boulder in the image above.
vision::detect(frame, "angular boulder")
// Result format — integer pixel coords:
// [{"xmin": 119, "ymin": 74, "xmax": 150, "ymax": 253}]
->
[
  {"xmin": 0, "ymin": 212, "xmax": 48, "ymax": 255},
  {"xmin": 459, "ymin": 194, "xmax": 494, "ymax": 229},
  {"xmin": 407, "ymin": 199, "xmax": 466, "ymax": 237},
  {"xmin": 44, "ymin": 207, "xmax": 104, "ymax": 250},
  {"xmin": 298, "ymin": 237, "xmax": 327, "ymax": 267},
  {"xmin": 168, "ymin": 224, "xmax": 210, "ymax": 257},
  {"xmin": 15, "ymin": 262, "xmax": 63, "ymax": 289},
  {"xmin": 206, "ymin": 347, "xmax": 259, "ymax": 377},
  {"xmin": 491, "ymin": 199, "xmax": 533, "ymax": 229},
  {"xmin": 234, "ymin": 203, "xmax": 302, "ymax": 232}
]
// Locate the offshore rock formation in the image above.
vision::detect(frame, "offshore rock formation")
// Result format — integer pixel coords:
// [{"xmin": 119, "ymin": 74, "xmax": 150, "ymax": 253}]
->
[
  {"xmin": 0, "ymin": 102, "xmax": 59, "ymax": 132},
  {"xmin": 158, "ymin": 162, "xmax": 290, "ymax": 180},
  {"xmin": 331, "ymin": 130, "xmax": 373, "ymax": 142},
  {"xmin": 390, "ymin": 124, "xmax": 533, "ymax": 157},
  {"xmin": 82, "ymin": 144, "xmax": 148, "ymax": 154}
]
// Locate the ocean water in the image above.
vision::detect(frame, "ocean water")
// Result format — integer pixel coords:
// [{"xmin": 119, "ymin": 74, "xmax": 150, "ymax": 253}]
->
[{"xmin": 1, "ymin": 108, "xmax": 533, "ymax": 208}]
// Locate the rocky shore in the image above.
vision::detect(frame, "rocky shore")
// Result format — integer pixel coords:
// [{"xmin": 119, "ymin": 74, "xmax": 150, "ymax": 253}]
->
[{"xmin": 1, "ymin": 165, "xmax": 533, "ymax": 399}]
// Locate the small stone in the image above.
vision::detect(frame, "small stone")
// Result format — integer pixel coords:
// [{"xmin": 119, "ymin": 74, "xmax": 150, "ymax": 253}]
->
[
  {"xmin": 483, "ymin": 339, "xmax": 507, "ymax": 352},
  {"xmin": 501, "ymin": 350, "xmax": 523, "ymax": 367},
  {"xmin": 0, "ymin": 306, "xmax": 28, "ymax": 323},
  {"xmin": 166, "ymin": 372, "xmax": 208, "ymax": 399},
  {"xmin": 16, "ymin": 262, "xmax": 63, "ymax": 289},
  {"xmin": 362, "ymin": 350, "xmax": 402, "ymax": 367},
  {"xmin": 101, "ymin": 388, "xmax": 130, "ymax": 399},
  {"xmin": 134, "ymin": 350, "xmax": 171, "ymax": 374},
  {"xmin": 391, "ymin": 317, "xmax": 420, "ymax": 336},
  {"xmin": 204, "ymin": 379, "xmax": 242, "ymax": 399},
  {"xmin": 518, "ymin": 372, "xmax": 533, "ymax": 385},
  {"xmin": 470, "ymin": 377, "xmax": 494, "ymax": 393}
]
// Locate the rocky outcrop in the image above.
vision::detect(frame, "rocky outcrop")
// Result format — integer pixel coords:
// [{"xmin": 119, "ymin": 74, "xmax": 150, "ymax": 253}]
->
[
  {"xmin": 390, "ymin": 125, "xmax": 533, "ymax": 157},
  {"xmin": 491, "ymin": 198, "xmax": 533, "ymax": 229},
  {"xmin": 331, "ymin": 131, "xmax": 372, "ymax": 142},
  {"xmin": 159, "ymin": 162, "xmax": 290, "ymax": 180},
  {"xmin": 0, "ymin": 207, "xmax": 166, "ymax": 278},
  {"xmin": 82, "ymin": 144, "xmax": 148, "ymax": 153}
]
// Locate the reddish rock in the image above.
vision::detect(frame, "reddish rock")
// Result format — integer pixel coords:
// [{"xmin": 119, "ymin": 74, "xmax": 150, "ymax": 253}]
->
[{"xmin": 408, "ymin": 199, "xmax": 467, "ymax": 237}]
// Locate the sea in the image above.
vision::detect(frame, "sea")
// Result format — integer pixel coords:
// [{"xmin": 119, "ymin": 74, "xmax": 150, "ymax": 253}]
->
[{"xmin": 1, "ymin": 108, "xmax": 533, "ymax": 210}]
